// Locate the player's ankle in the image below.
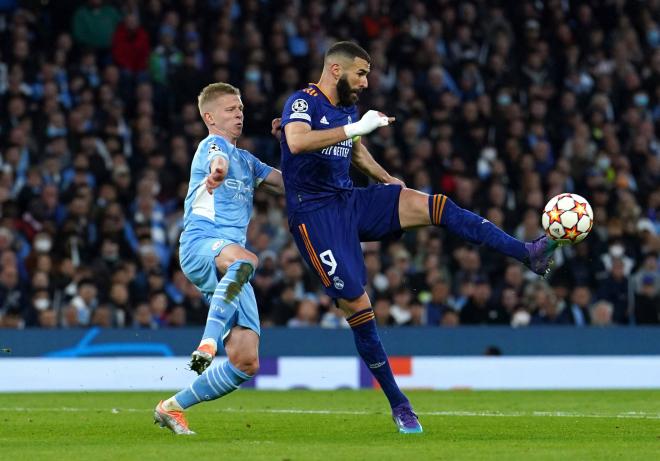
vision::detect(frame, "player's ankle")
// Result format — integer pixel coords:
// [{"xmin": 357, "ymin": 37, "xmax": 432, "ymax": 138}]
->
[
  {"xmin": 162, "ymin": 397, "xmax": 184, "ymax": 412},
  {"xmin": 198, "ymin": 338, "xmax": 217, "ymax": 355}
]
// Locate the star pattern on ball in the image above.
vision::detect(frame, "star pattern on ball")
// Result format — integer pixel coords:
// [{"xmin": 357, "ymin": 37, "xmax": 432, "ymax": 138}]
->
[
  {"xmin": 548, "ymin": 207, "xmax": 562, "ymax": 224},
  {"xmin": 564, "ymin": 226, "xmax": 580, "ymax": 241},
  {"xmin": 572, "ymin": 201, "xmax": 587, "ymax": 219}
]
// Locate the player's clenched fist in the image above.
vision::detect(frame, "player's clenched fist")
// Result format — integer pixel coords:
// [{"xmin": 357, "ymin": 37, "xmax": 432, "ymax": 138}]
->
[{"xmin": 344, "ymin": 110, "xmax": 395, "ymax": 138}]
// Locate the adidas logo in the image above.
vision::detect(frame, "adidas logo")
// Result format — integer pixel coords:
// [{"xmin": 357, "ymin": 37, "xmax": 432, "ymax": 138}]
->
[{"xmin": 320, "ymin": 115, "xmax": 329, "ymax": 125}]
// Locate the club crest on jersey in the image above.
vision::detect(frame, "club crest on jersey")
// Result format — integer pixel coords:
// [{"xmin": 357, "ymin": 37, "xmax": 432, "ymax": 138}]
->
[
  {"xmin": 291, "ymin": 99, "xmax": 308, "ymax": 112},
  {"xmin": 333, "ymin": 276, "xmax": 344, "ymax": 290}
]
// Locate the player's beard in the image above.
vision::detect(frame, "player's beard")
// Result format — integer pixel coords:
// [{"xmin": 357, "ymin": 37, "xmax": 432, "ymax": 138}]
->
[{"xmin": 336, "ymin": 75, "xmax": 360, "ymax": 106}]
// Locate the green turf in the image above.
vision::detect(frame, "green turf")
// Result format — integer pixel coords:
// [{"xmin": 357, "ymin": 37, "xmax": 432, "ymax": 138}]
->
[{"xmin": 1, "ymin": 390, "xmax": 659, "ymax": 460}]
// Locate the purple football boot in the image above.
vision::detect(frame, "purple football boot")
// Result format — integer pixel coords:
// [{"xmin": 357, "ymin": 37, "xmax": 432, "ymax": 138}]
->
[
  {"xmin": 524, "ymin": 235, "xmax": 558, "ymax": 276},
  {"xmin": 392, "ymin": 402, "xmax": 423, "ymax": 434}
]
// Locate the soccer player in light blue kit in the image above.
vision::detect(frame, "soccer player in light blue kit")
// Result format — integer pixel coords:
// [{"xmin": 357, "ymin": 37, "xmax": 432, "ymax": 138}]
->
[
  {"xmin": 280, "ymin": 42, "xmax": 556, "ymax": 434},
  {"xmin": 154, "ymin": 83, "xmax": 283, "ymax": 435}
]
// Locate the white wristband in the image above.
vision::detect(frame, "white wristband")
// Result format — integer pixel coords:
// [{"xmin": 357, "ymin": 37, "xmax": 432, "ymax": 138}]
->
[{"xmin": 343, "ymin": 122, "xmax": 360, "ymax": 139}]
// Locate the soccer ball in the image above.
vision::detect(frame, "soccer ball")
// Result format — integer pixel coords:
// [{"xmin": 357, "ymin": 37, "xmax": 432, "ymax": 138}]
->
[{"xmin": 541, "ymin": 193, "xmax": 594, "ymax": 244}]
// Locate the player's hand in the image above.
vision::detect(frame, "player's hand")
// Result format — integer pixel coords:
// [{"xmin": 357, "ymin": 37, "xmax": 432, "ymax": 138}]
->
[
  {"xmin": 205, "ymin": 166, "xmax": 225, "ymax": 194},
  {"xmin": 384, "ymin": 175, "xmax": 406, "ymax": 187},
  {"xmin": 344, "ymin": 110, "xmax": 395, "ymax": 138},
  {"xmin": 271, "ymin": 118, "xmax": 282, "ymax": 140}
]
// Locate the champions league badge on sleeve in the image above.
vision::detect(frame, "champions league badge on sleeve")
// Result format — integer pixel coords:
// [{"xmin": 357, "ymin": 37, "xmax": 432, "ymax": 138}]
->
[
  {"xmin": 289, "ymin": 98, "xmax": 311, "ymax": 121},
  {"xmin": 292, "ymin": 99, "xmax": 308, "ymax": 112},
  {"xmin": 207, "ymin": 142, "xmax": 227, "ymax": 161}
]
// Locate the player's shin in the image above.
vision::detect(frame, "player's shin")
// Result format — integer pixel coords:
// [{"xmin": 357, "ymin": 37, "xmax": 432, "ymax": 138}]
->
[
  {"xmin": 201, "ymin": 259, "xmax": 256, "ymax": 346},
  {"xmin": 172, "ymin": 360, "xmax": 253, "ymax": 409},
  {"xmin": 347, "ymin": 308, "xmax": 409, "ymax": 408},
  {"xmin": 428, "ymin": 194, "xmax": 527, "ymax": 261}
]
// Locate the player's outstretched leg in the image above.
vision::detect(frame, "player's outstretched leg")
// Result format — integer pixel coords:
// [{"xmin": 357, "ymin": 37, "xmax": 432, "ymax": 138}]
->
[
  {"xmin": 428, "ymin": 194, "xmax": 556, "ymax": 275},
  {"xmin": 155, "ymin": 359, "xmax": 253, "ymax": 435},
  {"xmin": 157, "ymin": 325, "xmax": 259, "ymax": 435},
  {"xmin": 347, "ymin": 308, "xmax": 423, "ymax": 434},
  {"xmin": 190, "ymin": 260, "xmax": 255, "ymax": 374}
]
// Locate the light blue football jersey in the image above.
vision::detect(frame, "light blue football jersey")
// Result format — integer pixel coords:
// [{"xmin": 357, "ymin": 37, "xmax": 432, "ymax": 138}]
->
[{"xmin": 182, "ymin": 134, "xmax": 272, "ymax": 245}]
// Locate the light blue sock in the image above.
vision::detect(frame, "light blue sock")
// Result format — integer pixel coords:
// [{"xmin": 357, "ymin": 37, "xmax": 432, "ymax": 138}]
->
[
  {"xmin": 201, "ymin": 259, "xmax": 255, "ymax": 343},
  {"xmin": 174, "ymin": 360, "xmax": 252, "ymax": 409}
]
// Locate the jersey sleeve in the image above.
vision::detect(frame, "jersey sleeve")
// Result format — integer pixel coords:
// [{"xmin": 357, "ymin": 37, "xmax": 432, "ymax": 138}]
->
[
  {"xmin": 204, "ymin": 136, "xmax": 230, "ymax": 171},
  {"xmin": 248, "ymin": 153, "xmax": 273, "ymax": 187},
  {"xmin": 281, "ymin": 90, "xmax": 316, "ymax": 128}
]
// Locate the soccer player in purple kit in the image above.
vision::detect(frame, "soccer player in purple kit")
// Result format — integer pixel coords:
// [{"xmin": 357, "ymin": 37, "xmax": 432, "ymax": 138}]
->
[{"xmin": 279, "ymin": 42, "xmax": 556, "ymax": 433}]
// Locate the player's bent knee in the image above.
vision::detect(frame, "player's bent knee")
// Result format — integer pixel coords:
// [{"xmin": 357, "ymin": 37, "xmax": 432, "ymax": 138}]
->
[
  {"xmin": 399, "ymin": 187, "xmax": 432, "ymax": 228},
  {"xmin": 231, "ymin": 354, "xmax": 259, "ymax": 376},
  {"xmin": 243, "ymin": 251, "xmax": 259, "ymax": 269},
  {"xmin": 215, "ymin": 247, "xmax": 258, "ymax": 274}
]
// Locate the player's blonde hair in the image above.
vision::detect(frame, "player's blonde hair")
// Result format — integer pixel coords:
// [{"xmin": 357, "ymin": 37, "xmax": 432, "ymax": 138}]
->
[{"xmin": 197, "ymin": 82, "xmax": 240, "ymax": 116}]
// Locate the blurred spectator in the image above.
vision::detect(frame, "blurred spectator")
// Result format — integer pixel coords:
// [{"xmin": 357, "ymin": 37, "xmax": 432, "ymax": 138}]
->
[
  {"xmin": 595, "ymin": 257, "xmax": 631, "ymax": 324},
  {"xmin": 590, "ymin": 301, "xmax": 614, "ymax": 327},
  {"xmin": 287, "ymin": 297, "xmax": 320, "ymax": 328},
  {"xmin": 374, "ymin": 295, "xmax": 395, "ymax": 326},
  {"xmin": 559, "ymin": 286, "xmax": 593, "ymax": 326},
  {"xmin": 530, "ymin": 282, "xmax": 562, "ymax": 325},
  {"xmin": 111, "ymin": 12, "xmax": 150, "ymax": 76},
  {"xmin": 635, "ymin": 275, "xmax": 660, "ymax": 324},
  {"xmin": 425, "ymin": 276, "xmax": 453, "ymax": 325},
  {"xmin": 72, "ymin": 0, "xmax": 121, "ymax": 51},
  {"xmin": 68, "ymin": 278, "xmax": 98, "ymax": 324},
  {"xmin": 460, "ymin": 276, "xmax": 508, "ymax": 325},
  {"xmin": 441, "ymin": 309, "xmax": 460, "ymax": 327}
]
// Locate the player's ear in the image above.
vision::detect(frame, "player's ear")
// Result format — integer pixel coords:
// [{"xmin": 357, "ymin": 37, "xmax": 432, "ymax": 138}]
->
[
  {"xmin": 204, "ymin": 111, "xmax": 214, "ymax": 125},
  {"xmin": 330, "ymin": 62, "xmax": 342, "ymax": 81}
]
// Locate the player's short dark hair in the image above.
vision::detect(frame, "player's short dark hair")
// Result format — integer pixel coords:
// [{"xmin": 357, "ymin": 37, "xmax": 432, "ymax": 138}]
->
[{"xmin": 326, "ymin": 41, "xmax": 371, "ymax": 63}]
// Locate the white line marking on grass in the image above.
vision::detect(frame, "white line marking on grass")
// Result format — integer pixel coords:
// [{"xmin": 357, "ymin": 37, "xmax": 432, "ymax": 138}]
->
[{"xmin": 2, "ymin": 407, "xmax": 660, "ymax": 419}]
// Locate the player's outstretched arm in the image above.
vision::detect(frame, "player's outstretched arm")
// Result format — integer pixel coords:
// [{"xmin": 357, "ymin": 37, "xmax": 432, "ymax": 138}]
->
[
  {"xmin": 285, "ymin": 110, "xmax": 394, "ymax": 154},
  {"xmin": 205, "ymin": 156, "xmax": 228, "ymax": 194},
  {"xmin": 352, "ymin": 139, "xmax": 405, "ymax": 187},
  {"xmin": 285, "ymin": 122, "xmax": 347, "ymax": 154},
  {"xmin": 259, "ymin": 168, "xmax": 284, "ymax": 195}
]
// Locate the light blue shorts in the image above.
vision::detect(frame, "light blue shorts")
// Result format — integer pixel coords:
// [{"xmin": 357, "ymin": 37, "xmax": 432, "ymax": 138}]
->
[{"xmin": 179, "ymin": 233, "xmax": 260, "ymax": 338}]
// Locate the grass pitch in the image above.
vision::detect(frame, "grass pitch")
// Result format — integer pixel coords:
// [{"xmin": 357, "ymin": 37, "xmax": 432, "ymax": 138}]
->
[{"xmin": 1, "ymin": 390, "xmax": 659, "ymax": 460}]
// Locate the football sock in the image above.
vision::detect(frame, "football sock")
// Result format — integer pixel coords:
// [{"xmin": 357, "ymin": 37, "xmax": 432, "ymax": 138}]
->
[
  {"xmin": 198, "ymin": 338, "xmax": 217, "ymax": 353},
  {"xmin": 161, "ymin": 396, "xmax": 184, "ymax": 412},
  {"xmin": 201, "ymin": 260, "xmax": 255, "ymax": 344},
  {"xmin": 429, "ymin": 194, "xmax": 527, "ymax": 261},
  {"xmin": 173, "ymin": 360, "xmax": 252, "ymax": 409},
  {"xmin": 347, "ymin": 308, "xmax": 409, "ymax": 408}
]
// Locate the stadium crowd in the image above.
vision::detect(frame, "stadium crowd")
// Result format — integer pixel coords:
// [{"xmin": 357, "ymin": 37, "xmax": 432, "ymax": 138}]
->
[{"xmin": 0, "ymin": 0, "xmax": 659, "ymax": 329}]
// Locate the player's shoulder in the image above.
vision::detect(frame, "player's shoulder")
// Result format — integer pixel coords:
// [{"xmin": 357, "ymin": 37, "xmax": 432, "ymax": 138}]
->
[
  {"xmin": 204, "ymin": 134, "xmax": 231, "ymax": 150},
  {"xmin": 290, "ymin": 84, "xmax": 321, "ymax": 98},
  {"xmin": 199, "ymin": 134, "xmax": 231, "ymax": 160},
  {"xmin": 235, "ymin": 146, "xmax": 256, "ymax": 162},
  {"xmin": 285, "ymin": 85, "xmax": 321, "ymax": 107}
]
